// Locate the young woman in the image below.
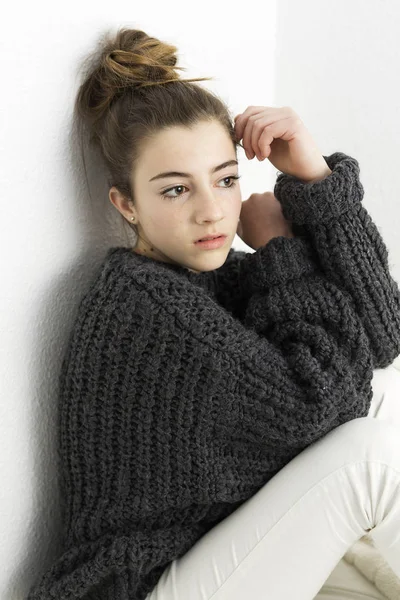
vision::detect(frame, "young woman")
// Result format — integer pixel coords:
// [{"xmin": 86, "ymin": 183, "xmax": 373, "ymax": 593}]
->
[{"xmin": 27, "ymin": 27, "xmax": 400, "ymax": 600}]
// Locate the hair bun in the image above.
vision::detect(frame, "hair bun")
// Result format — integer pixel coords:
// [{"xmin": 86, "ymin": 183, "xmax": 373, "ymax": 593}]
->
[
  {"xmin": 104, "ymin": 28, "xmax": 182, "ymax": 90},
  {"xmin": 75, "ymin": 27, "xmax": 187, "ymax": 141}
]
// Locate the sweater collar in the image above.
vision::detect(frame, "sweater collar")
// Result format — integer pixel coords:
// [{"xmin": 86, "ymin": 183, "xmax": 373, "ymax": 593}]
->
[{"xmin": 104, "ymin": 246, "xmax": 225, "ymax": 295}]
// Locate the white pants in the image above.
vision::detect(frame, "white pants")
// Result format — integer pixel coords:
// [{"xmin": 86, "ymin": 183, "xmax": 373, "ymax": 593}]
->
[{"xmin": 146, "ymin": 363, "xmax": 400, "ymax": 600}]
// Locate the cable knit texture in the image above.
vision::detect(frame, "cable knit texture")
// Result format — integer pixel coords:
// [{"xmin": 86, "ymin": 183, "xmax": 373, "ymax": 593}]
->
[{"xmin": 27, "ymin": 152, "xmax": 400, "ymax": 600}]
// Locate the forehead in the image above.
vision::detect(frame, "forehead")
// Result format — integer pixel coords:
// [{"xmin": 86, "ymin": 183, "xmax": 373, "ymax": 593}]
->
[{"xmin": 139, "ymin": 121, "xmax": 235, "ymax": 175}]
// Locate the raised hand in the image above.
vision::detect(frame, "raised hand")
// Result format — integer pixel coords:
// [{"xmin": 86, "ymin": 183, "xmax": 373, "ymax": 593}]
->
[{"xmin": 234, "ymin": 106, "xmax": 332, "ymax": 183}]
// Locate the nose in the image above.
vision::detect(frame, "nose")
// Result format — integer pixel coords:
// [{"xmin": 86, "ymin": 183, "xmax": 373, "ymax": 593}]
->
[{"xmin": 194, "ymin": 186, "xmax": 224, "ymax": 221}]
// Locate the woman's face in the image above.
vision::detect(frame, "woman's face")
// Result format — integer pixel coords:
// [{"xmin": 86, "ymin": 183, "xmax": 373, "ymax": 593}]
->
[{"xmin": 110, "ymin": 120, "xmax": 242, "ymax": 274}]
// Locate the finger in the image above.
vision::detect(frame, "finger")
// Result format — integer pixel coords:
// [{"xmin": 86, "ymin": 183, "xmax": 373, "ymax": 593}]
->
[
  {"xmin": 242, "ymin": 115, "xmax": 257, "ymax": 159},
  {"xmin": 234, "ymin": 106, "xmax": 266, "ymax": 143},
  {"xmin": 237, "ymin": 106, "xmax": 289, "ymax": 137},
  {"xmin": 258, "ymin": 127, "xmax": 276, "ymax": 160},
  {"xmin": 250, "ymin": 115, "xmax": 269, "ymax": 160},
  {"xmin": 258, "ymin": 116, "xmax": 296, "ymax": 159},
  {"xmin": 235, "ymin": 106, "xmax": 265, "ymax": 142},
  {"xmin": 239, "ymin": 108, "xmax": 282, "ymax": 157},
  {"xmin": 233, "ymin": 113, "xmax": 242, "ymax": 142},
  {"xmin": 236, "ymin": 106, "xmax": 295, "ymax": 142},
  {"xmin": 234, "ymin": 115, "xmax": 242, "ymax": 143},
  {"xmin": 253, "ymin": 112, "xmax": 297, "ymax": 159}
]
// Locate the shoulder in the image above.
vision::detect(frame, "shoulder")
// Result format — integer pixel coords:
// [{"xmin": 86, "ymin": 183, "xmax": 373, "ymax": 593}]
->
[
  {"xmin": 67, "ymin": 247, "xmax": 210, "ymax": 331},
  {"xmin": 71, "ymin": 246, "xmax": 254, "ymax": 347}
]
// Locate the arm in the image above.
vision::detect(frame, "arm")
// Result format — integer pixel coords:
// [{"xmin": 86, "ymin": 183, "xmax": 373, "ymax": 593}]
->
[
  {"xmin": 272, "ymin": 152, "xmax": 400, "ymax": 369},
  {"xmin": 144, "ymin": 235, "xmax": 374, "ymax": 449}
]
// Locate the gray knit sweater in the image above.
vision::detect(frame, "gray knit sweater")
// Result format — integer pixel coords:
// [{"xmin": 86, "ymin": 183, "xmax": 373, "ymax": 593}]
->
[{"xmin": 27, "ymin": 152, "xmax": 400, "ymax": 600}]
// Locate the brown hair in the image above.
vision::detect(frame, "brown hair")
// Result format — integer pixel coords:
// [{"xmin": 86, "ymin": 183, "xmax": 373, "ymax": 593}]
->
[{"xmin": 73, "ymin": 27, "xmax": 244, "ymax": 241}]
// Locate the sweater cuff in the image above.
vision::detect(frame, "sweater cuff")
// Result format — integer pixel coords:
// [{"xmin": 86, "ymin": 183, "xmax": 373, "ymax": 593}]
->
[
  {"xmin": 273, "ymin": 152, "xmax": 364, "ymax": 226},
  {"xmin": 239, "ymin": 236, "xmax": 319, "ymax": 294}
]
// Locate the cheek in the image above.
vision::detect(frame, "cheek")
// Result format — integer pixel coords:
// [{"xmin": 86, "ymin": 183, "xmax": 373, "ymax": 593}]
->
[{"xmin": 150, "ymin": 207, "xmax": 177, "ymax": 232}]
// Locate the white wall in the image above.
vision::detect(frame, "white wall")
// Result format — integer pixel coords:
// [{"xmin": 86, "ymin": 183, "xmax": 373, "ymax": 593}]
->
[
  {"xmin": 274, "ymin": 0, "xmax": 400, "ymax": 285},
  {"xmin": 1, "ymin": 1, "xmax": 399, "ymax": 598}
]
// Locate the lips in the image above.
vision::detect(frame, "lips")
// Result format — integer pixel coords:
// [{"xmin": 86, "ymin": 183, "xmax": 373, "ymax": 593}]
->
[{"xmin": 196, "ymin": 233, "xmax": 226, "ymax": 242}]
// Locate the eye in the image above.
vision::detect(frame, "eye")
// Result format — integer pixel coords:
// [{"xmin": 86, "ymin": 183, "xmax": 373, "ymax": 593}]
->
[{"xmin": 160, "ymin": 175, "xmax": 242, "ymax": 200}]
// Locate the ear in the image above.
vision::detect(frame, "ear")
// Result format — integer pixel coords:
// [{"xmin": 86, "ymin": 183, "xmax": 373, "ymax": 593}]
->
[{"xmin": 109, "ymin": 187, "xmax": 133, "ymax": 220}]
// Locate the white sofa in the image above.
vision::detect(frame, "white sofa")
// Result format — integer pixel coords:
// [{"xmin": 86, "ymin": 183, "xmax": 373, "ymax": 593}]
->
[{"xmin": 313, "ymin": 356, "xmax": 400, "ymax": 600}]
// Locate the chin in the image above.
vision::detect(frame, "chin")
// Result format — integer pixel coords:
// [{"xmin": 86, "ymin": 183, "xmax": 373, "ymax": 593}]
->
[{"xmin": 197, "ymin": 253, "xmax": 228, "ymax": 271}]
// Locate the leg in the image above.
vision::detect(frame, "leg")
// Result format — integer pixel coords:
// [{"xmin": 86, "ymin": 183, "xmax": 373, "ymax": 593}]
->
[{"xmin": 148, "ymin": 416, "xmax": 400, "ymax": 600}]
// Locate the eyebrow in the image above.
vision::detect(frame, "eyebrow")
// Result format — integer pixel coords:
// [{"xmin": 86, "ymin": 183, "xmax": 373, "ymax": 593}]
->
[{"xmin": 148, "ymin": 159, "xmax": 239, "ymax": 182}]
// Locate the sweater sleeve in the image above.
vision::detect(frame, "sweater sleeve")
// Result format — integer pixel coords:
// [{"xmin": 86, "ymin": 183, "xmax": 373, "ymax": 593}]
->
[
  {"xmin": 138, "ymin": 237, "xmax": 375, "ymax": 450},
  {"xmin": 269, "ymin": 151, "xmax": 400, "ymax": 369}
]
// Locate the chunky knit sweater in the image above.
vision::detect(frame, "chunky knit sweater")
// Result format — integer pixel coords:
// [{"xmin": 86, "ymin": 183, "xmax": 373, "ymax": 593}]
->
[{"xmin": 27, "ymin": 152, "xmax": 400, "ymax": 600}]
